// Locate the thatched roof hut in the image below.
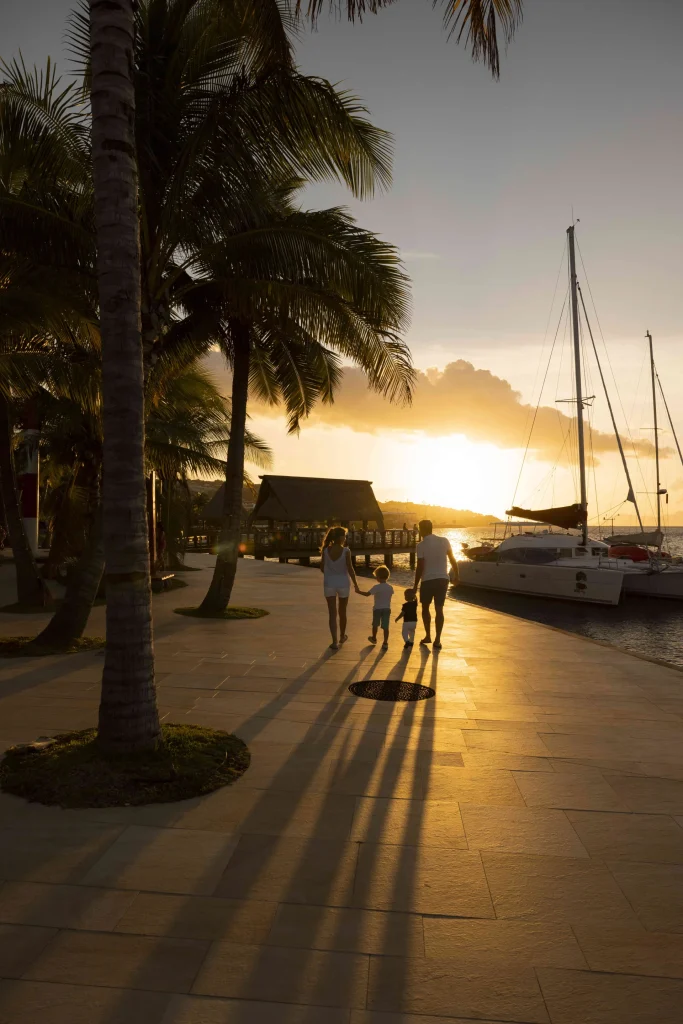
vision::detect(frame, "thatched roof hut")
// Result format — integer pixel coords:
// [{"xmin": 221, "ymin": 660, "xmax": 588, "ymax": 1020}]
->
[{"xmin": 251, "ymin": 475, "xmax": 384, "ymax": 527}]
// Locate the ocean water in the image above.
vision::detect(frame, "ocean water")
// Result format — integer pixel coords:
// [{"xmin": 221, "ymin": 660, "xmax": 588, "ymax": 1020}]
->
[{"xmin": 354, "ymin": 526, "xmax": 683, "ymax": 669}]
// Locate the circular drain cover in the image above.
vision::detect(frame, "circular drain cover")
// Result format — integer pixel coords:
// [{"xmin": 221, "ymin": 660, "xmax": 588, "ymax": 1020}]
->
[{"xmin": 349, "ymin": 680, "xmax": 435, "ymax": 702}]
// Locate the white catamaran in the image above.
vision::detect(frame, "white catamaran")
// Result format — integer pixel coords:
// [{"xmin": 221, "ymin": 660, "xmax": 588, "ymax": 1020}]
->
[{"xmin": 457, "ymin": 225, "xmax": 683, "ymax": 606}]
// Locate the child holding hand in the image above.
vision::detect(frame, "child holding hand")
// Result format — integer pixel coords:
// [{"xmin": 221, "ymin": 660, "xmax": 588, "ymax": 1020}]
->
[
  {"xmin": 395, "ymin": 588, "xmax": 418, "ymax": 648},
  {"xmin": 356, "ymin": 565, "xmax": 393, "ymax": 649}
]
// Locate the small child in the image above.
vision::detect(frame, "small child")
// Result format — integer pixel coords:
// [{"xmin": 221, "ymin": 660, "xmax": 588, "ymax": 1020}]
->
[
  {"xmin": 357, "ymin": 565, "xmax": 394, "ymax": 649},
  {"xmin": 395, "ymin": 587, "xmax": 418, "ymax": 648}
]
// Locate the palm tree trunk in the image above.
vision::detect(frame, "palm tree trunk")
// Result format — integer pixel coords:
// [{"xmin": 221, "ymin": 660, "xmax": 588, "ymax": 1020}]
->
[
  {"xmin": 42, "ymin": 467, "xmax": 78, "ymax": 579},
  {"xmin": 33, "ymin": 504, "xmax": 104, "ymax": 648},
  {"xmin": 199, "ymin": 325, "xmax": 250, "ymax": 613},
  {"xmin": 0, "ymin": 390, "xmax": 50, "ymax": 608},
  {"xmin": 90, "ymin": 0, "xmax": 160, "ymax": 752}
]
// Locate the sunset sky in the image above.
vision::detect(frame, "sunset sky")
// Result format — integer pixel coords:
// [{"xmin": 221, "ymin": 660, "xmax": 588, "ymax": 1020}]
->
[{"xmin": 7, "ymin": 0, "xmax": 683, "ymax": 523}]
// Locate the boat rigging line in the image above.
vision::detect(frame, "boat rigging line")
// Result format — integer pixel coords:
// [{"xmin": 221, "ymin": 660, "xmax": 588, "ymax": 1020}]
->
[
  {"xmin": 656, "ymin": 369, "xmax": 683, "ymax": 473},
  {"xmin": 577, "ymin": 282, "xmax": 644, "ymax": 533}
]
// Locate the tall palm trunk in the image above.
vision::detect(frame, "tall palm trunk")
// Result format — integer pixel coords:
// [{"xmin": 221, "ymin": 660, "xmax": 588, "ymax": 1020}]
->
[
  {"xmin": 33, "ymin": 505, "xmax": 104, "ymax": 648},
  {"xmin": 0, "ymin": 390, "xmax": 50, "ymax": 608},
  {"xmin": 90, "ymin": 0, "xmax": 160, "ymax": 752},
  {"xmin": 200, "ymin": 324, "xmax": 250, "ymax": 613}
]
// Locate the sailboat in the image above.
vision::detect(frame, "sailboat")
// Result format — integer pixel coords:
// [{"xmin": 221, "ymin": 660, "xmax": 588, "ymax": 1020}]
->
[
  {"xmin": 456, "ymin": 226, "xmax": 683, "ymax": 605},
  {"xmin": 605, "ymin": 331, "xmax": 683, "ymax": 598}
]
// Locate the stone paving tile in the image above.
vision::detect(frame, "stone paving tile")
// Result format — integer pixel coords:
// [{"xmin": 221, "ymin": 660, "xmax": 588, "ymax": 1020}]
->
[
  {"xmin": 353, "ymin": 843, "xmax": 494, "ymax": 917},
  {"xmin": 115, "ymin": 893, "xmax": 277, "ymax": 943},
  {"xmin": 426, "ymin": 766, "xmax": 526, "ymax": 805},
  {"xmin": 0, "ymin": 881, "xmax": 136, "ymax": 930},
  {"xmin": 459, "ymin": 804, "xmax": 589, "ymax": 858},
  {"xmin": 512, "ymin": 771, "xmax": 627, "ymax": 811},
  {"xmin": 0, "ymin": 823, "xmax": 123, "ymax": 884},
  {"xmin": 82, "ymin": 825, "xmax": 240, "ymax": 895},
  {"xmin": 145, "ymin": 785, "xmax": 357, "ymax": 841},
  {"xmin": 0, "ymin": 923, "xmax": 57, "ymax": 977},
  {"xmin": 565, "ymin": 810, "xmax": 683, "ymax": 863},
  {"xmin": 162, "ymin": 994, "xmax": 350, "ymax": 1023},
  {"xmin": 0, "ymin": 980, "xmax": 171, "ymax": 1024},
  {"xmin": 459, "ymin": 750, "xmax": 554, "ymax": 772},
  {"xmin": 463, "ymin": 729, "xmax": 554, "ymax": 756},
  {"xmin": 572, "ymin": 924, "xmax": 683, "ymax": 978},
  {"xmin": 609, "ymin": 862, "xmax": 683, "ymax": 932},
  {"xmin": 483, "ymin": 852, "xmax": 641, "ymax": 925},
  {"xmin": 366, "ymin": 955, "xmax": 549, "ymax": 1022},
  {"xmin": 536, "ymin": 966, "xmax": 683, "ymax": 1023},
  {"xmin": 192, "ymin": 941, "xmax": 369, "ymax": 1009},
  {"xmin": 606, "ymin": 775, "xmax": 683, "ymax": 814},
  {"xmin": 350, "ymin": 796, "xmax": 467, "ymax": 848},
  {"xmin": 268, "ymin": 903, "xmax": 424, "ymax": 957},
  {"xmin": 540, "ymin": 733, "xmax": 683, "ymax": 763},
  {"xmin": 422, "ymin": 917, "xmax": 586, "ymax": 968},
  {"xmin": 23, "ymin": 930, "xmax": 209, "ymax": 992},
  {"xmin": 213, "ymin": 834, "xmax": 359, "ymax": 906},
  {"xmin": 326, "ymin": 759, "xmax": 427, "ymax": 799}
]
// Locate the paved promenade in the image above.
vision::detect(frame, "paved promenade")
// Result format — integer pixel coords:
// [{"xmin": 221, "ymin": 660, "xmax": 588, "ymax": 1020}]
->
[{"xmin": 1, "ymin": 556, "xmax": 683, "ymax": 1022}]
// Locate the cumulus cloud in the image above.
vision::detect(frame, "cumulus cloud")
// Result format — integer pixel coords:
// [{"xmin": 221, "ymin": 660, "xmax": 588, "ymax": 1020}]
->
[
  {"xmin": 203, "ymin": 352, "xmax": 660, "ymax": 464},
  {"xmin": 255, "ymin": 360, "xmax": 660, "ymax": 464}
]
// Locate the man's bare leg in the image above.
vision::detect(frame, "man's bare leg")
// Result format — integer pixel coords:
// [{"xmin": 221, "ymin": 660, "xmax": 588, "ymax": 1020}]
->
[
  {"xmin": 420, "ymin": 602, "xmax": 432, "ymax": 644},
  {"xmin": 434, "ymin": 604, "xmax": 445, "ymax": 646}
]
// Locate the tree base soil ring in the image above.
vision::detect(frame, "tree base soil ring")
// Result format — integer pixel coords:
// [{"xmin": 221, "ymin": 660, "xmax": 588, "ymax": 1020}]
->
[
  {"xmin": 174, "ymin": 606, "xmax": 268, "ymax": 620},
  {"xmin": 0, "ymin": 636, "xmax": 105, "ymax": 658},
  {"xmin": 349, "ymin": 680, "xmax": 435, "ymax": 702},
  {"xmin": 0, "ymin": 723, "xmax": 250, "ymax": 807}
]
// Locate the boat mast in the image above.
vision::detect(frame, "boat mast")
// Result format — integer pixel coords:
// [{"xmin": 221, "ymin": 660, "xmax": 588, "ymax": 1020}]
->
[
  {"xmin": 647, "ymin": 330, "xmax": 663, "ymax": 549},
  {"xmin": 568, "ymin": 225, "xmax": 588, "ymax": 544}
]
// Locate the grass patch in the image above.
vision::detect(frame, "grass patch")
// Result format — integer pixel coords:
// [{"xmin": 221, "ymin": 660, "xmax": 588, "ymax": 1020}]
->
[
  {"xmin": 0, "ymin": 636, "xmax": 105, "ymax": 658},
  {"xmin": 0, "ymin": 723, "xmax": 250, "ymax": 807},
  {"xmin": 174, "ymin": 605, "xmax": 268, "ymax": 620}
]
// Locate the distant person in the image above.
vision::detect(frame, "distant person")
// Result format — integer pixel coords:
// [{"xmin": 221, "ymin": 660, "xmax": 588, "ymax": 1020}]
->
[
  {"xmin": 357, "ymin": 564, "xmax": 393, "ymax": 649},
  {"xmin": 320, "ymin": 526, "xmax": 360, "ymax": 650},
  {"xmin": 395, "ymin": 587, "xmax": 418, "ymax": 647},
  {"xmin": 413, "ymin": 519, "xmax": 458, "ymax": 649}
]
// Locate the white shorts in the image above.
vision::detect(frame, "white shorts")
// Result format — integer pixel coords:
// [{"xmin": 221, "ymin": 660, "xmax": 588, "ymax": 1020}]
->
[
  {"xmin": 324, "ymin": 585, "xmax": 350, "ymax": 599},
  {"xmin": 402, "ymin": 621, "xmax": 417, "ymax": 642}
]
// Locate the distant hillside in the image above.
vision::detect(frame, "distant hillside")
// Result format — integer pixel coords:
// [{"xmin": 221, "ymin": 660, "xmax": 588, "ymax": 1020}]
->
[{"xmin": 380, "ymin": 501, "xmax": 495, "ymax": 528}]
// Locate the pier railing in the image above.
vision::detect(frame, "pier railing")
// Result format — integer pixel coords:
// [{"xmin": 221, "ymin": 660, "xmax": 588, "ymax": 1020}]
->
[{"xmin": 182, "ymin": 528, "xmax": 418, "ymax": 560}]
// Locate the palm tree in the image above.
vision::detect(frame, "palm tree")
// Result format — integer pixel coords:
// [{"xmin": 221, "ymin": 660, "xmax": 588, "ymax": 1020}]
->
[
  {"xmin": 89, "ymin": 0, "xmax": 160, "ymax": 752},
  {"xmin": 194, "ymin": 192, "xmax": 413, "ymax": 613},
  {"xmin": 300, "ymin": 0, "xmax": 523, "ymax": 78}
]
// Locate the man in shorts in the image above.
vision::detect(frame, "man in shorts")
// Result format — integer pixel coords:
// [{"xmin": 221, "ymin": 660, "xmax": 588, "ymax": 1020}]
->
[{"xmin": 413, "ymin": 519, "xmax": 457, "ymax": 649}]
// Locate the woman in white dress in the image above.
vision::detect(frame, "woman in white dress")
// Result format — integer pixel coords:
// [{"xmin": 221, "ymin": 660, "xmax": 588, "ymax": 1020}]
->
[{"xmin": 320, "ymin": 526, "xmax": 360, "ymax": 649}]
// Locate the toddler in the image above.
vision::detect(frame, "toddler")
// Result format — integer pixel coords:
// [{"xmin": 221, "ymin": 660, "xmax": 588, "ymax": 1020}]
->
[
  {"xmin": 357, "ymin": 565, "xmax": 393, "ymax": 649},
  {"xmin": 395, "ymin": 588, "xmax": 418, "ymax": 648}
]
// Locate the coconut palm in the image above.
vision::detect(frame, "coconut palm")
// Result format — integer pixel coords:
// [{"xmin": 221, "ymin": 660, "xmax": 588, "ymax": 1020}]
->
[
  {"xmin": 300, "ymin": 0, "xmax": 523, "ymax": 78},
  {"xmin": 189, "ymin": 188, "xmax": 412, "ymax": 613}
]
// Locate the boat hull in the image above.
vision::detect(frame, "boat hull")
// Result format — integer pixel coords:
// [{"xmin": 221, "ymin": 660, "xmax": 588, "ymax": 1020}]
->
[
  {"xmin": 621, "ymin": 568, "xmax": 683, "ymax": 600},
  {"xmin": 456, "ymin": 560, "xmax": 623, "ymax": 605}
]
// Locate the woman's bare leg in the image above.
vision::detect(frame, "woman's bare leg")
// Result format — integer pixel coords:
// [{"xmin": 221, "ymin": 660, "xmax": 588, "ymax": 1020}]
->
[
  {"xmin": 339, "ymin": 596, "xmax": 348, "ymax": 640},
  {"xmin": 326, "ymin": 595, "xmax": 338, "ymax": 645}
]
